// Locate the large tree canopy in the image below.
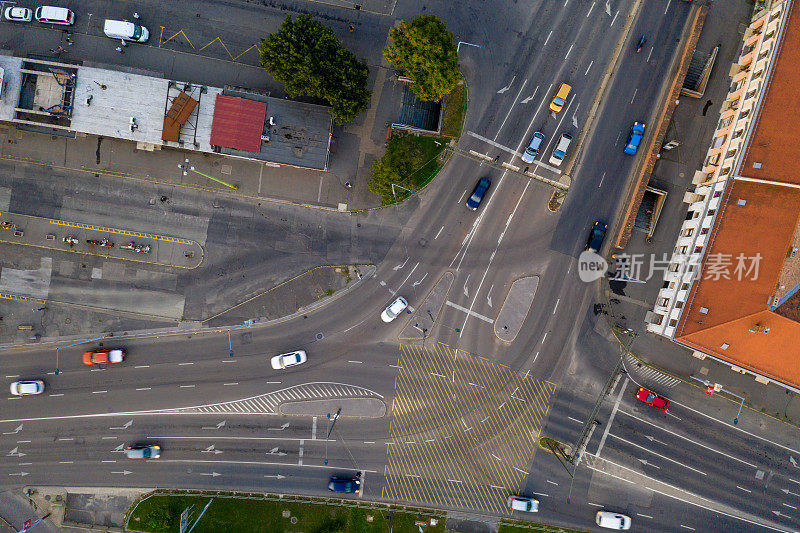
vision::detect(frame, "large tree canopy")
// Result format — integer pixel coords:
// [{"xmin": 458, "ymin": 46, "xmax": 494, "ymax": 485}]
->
[
  {"xmin": 383, "ymin": 15, "xmax": 460, "ymax": 102},
  {"xmin": 259, "ymin": 15, "xmax": 370, "ymax": 124}
]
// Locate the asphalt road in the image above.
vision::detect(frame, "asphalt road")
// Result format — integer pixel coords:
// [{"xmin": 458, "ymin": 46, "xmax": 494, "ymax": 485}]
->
[{"xmin": 3, "ymin": 0, "xmax": 797, "ymax": 532}]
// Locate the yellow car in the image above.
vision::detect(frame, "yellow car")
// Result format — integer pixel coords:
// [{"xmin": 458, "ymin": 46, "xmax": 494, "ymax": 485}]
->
[{"xmin": 549, "ymin": 83, "xmax": 572, "ymax": 113}]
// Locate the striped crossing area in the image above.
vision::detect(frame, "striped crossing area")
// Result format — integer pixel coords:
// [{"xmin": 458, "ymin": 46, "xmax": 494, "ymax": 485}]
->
[
  {"xmin": 384, "ymin": 343, "xmax": 556, "ymax": 514},
  {"xmin": 162, "ymin": 382, "xmax": 381, "ymax": 415},
  {"xmin": 625, "ymin": 352, "xmax": 680, "ymax": 388},
  {"xmin": 50, "ymin": 219, "xmax": 193, "ymax": 244}
]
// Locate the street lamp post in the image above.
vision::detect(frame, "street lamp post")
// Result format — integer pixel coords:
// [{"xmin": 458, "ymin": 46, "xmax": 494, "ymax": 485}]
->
[
  {"xmin": 691, "ymin": 375, "xmax": 746, "ymax": 424},
  {"xmin": 227, "ymin": 320, "xmax": 253, "ymax": 358},
  {"xmin": 55, "ymin": 336, "xmax": 104, "ymax": 375},
  {"xmin": 391, "ymin": 183, "xmax": 415, "ymax": 201},
  {"xmin": 457, "ymin": 41, "xmax": 485, "ymax": 54}
]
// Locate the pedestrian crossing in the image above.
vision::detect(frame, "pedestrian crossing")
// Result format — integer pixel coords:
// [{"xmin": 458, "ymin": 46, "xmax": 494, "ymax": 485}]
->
[
  {"xmin": 624, "ymin": 352, "xmax": 680, "ymax": 388},
  {"xmin": 158, "ymin": 382, "xmax": 382, "ymax": 415}
]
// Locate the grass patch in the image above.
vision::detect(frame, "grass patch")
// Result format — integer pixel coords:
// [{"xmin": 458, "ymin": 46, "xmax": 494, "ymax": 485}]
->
[
  {"xmin": 128, "ymin": 494, "xmax": 446, "ymax": 533},
  {"xmin": 368, "ymin": 132, "xmax": 447, "ymax": 205},
  {"xmin": 440, "ymin": 81, "xmax": 466, "ymax": 138},
  {"xmin": 499, "ymin": 522, "xmax": 586, "ymax": 533}
]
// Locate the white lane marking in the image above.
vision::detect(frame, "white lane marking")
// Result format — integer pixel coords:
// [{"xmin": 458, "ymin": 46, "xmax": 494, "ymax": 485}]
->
[
  {"xmin": 783, "ymin": 503, "xmax": 797, "ymax": 510},
  {"xmin": 630, "ymin": 89, "xmax": 638, "ymax": 105},
  {"xmin": 222, "ymin": 360, "xmax": 236, "ymax": 363},
  {"xmin": 544, "ymin": 30, "xmax": 552, "ymax": 47},
  {"xmin": 553, "ymin": 298, "xmax": 560, "ymax": 314},
  {"xmin": 59, "ymin": 461, "xmax": 73, "ymax": 464},
  {"xmin": 49, "ymin": 394, "xmax": 64, "ymax": 397},
  {"xmin": 647, "ymin": 47, "xmax": 653, "ymax": 62},
  {"xmin": 679, "ymin": 526, "xmax": 695, "ymax": 531},
  {"xmin": 446, "ymin": 301, "xmax": 494, "ymax": 324},
  {"xmin": 467, "ymin": 131, "xmax": 518, "ymax": 155},
  {"xmin": 435, "ymin": 226, "xmax": 444, "ymax": 239},
  {"xmin": 587, "ymin": 502, "xmax": 604, "ymax": 507},
  {"xmin": 298, "ymin": 440, "xmax": 303, "ymax": 465},
  {"xmin": 178, "ymin": 362, "xmax": 194, "ymax": 366},
  {"xmin": 134, "ymin": 365, "xmax": 149, "ymax": 369},
  {"xmin": 610, "ymin": 433, "xmax": 706, "ymax": 475},
  {"xmin": 92, "ymin": 390, "xmax": 108, "ymax": 394},
  {"xmin": 494, "ymin": 79, "xmax": 528, "ymax": 139},
  {"xmin": 598, "ymin": 172, "xmax": 605, "ymax": 188},
  {"xmin": 5, "ymin": 375, "xmax": 19, "ymax": 379},
  {"xmin": 312, "ymin": 417, "xmax": 317, "ymax": 440},
  {"xmin": 447, "ymin": 478, "xmax": 463, "ymax": 483},
  {"xmin": 491, "ymin": 453, "xmax": 502, "ymax": 461},
  {"xmin": 546, "ymin": 479, "xmax": 558, "ymax": 485},
  {"xmin": 637, "ymin": 513, "xmax": 653, "ymax": 519},
  {"xmin": 737, "ymin": 486, "xmax": 752, "ymax": 493},
  {"xmin": 102, "ymin": 460, "xmax": 116, "ymax": 463},
  {"xmin": 102, "ymin": 436, "xmax": 118, "ymax": 440},
  {"xmin": 347, "ymin": 360, "xmax": 363, "ymax": 364},
  {"xmin": 180, "ymin": 385, "xmax": 195, "ymax": 388},
  {"xmin": 457, "ymin": 190, "xmax": 466, "ymax": 204},
  {"xmin": 568, "ymin": 416, "xmax": 582, "ymax": 424},
  {"xmin": 391, "ymin": 262, "xmax": 419, "ymax": 295},
  {"xmin": 585, "ymin": 60, "xmax": 593, "ymax": 75},
  {"xmin": 490, "ymin": 484, "xmax": 505, "ymax": 490},
  {"xmin": 565, "ymin": 44, "xmax": 574, "ymax": 60},
  {"xmin": 596, "ymin": 378, "xmax": 628, "ymax": 457},
  {"xmin": 431, "ymin": 373, "xmax": 447, "ymax": 378},
  {"xmin": 459, "ymin": 180, "xmax": 531, "ymax": 336},
  {"xmin": 620, "ymin": 410, "xmax": 759, "ymax": 468},
  {"xmin": 610, "ymin": 9, "xmax": 619, "ymax": 25},
  {"xmin": 223, "ymin": 383, "xmax": 238, "ymax": 386},
  {"xmin": 586, "ymin": 1, "xmax": 595, "ymax": 17},
  {"xmin": 136, "ymin": 387, "xmax": 151, "ymax": 391}
]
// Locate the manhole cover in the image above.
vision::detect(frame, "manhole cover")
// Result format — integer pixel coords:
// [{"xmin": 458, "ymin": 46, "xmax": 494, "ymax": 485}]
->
[
  {"xmin": 316, "ymin": 333, "xmax": 324, "ymax": 340},
  {"xmin": 290, "ymin": 517, "xmax": 298, "ymax": 524},
  {"xmin": 221, "ymin": 164, "xmax": 232, "ymax": 175},
  {"xmin": 418, "ymin": 238, "xmax": 428, "ymax": 247}
]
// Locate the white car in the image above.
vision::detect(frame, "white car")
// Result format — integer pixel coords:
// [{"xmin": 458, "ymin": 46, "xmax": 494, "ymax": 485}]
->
[
  {"xmin": 507, "ymin": 495, "xmax": 539, "ymax": 512},
  {"xmin": 270, "ymin": 350, "xmax": 307, "ymax": 370},
  {"xmin": 4, "ymin": 7, "xmax": 32, "ymax": 22},
  {"xmin": 10, "ymin": 380, "xmax": 44, "ymax": 396},
  {"xmin": 381, "ymin": 296, "xmax": 408, "ymax": 322},
  {"xmin": 596, "ymin": 510, "xmax": 631, "ymax": 530}
]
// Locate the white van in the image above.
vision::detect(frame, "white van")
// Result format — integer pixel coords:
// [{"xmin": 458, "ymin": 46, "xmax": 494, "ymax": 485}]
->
[
  {"xmin": 35, "ymin": 6, "xmax": 74, "ymax": 25},
  {"xmin": 549, "ymin": 133, "xmax": 573, "ymax": 166},
  {"xmin": 104, "ymin": 19, "xmax": 149, "ymax": 42}
]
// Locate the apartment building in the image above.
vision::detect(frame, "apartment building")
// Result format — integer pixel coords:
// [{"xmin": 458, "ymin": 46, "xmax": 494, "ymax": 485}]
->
[{"xmin": 646, "ymin": 0, "xmax": 800, "ymax": 390}]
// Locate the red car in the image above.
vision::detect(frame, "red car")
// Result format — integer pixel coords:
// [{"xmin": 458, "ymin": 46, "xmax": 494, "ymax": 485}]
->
[
  {"xmin": 636, "ymin": 387, "xmax": 670, "ymax": 411},
  {"xmin": 83, "ymin": 349, "xmax": 125, "ymax": 365}
]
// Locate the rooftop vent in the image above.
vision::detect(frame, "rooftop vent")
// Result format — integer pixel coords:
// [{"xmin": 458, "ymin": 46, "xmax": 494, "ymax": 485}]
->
[
  {"xmin": 737, "ymin": 199, "xmax": 747, "ymax": 206},
  {"xmin": 699, "ymin": 307, "xmax": 709, "ymax": 314},
  {"xmin": 753, "ymin": 162, "xmax": 762, "ymax": 169}
]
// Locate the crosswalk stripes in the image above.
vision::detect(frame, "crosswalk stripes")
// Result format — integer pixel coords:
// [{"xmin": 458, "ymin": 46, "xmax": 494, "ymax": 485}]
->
[
  {"xmin": 625, "ymin": 352, "xmax": 680, "ymax": 388},
  {"xmin": 155, "ymin": 382, "xmax": 382, "ymax": 415}
]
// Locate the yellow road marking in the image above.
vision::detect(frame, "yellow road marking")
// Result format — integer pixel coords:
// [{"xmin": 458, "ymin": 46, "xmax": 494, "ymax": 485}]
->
[{"xmin": 49, "ymin": 220, "xmax": 192, "ymax": 244}]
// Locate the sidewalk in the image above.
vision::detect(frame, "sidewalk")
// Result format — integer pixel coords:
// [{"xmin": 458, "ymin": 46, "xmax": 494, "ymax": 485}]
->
[{"xmin": 601, "ymin": 0, "xmax": 800, "ymax": 428}]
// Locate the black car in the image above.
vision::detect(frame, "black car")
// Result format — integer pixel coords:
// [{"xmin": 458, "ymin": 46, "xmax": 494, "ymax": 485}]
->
[
  {"xmin": 328, "ymin": 475, "xmax": 361, "ymax": 493},
  {"xmin": 466, "ymin": 177, "xmax": 491, "ymax": 210},
  {"xmin": 586, "ymin": 221, "xmax": 607, "ymax": 253}
]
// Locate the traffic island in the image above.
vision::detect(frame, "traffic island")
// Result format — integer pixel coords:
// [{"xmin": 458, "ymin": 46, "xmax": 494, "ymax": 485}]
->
[
  {"xmin": 495, "ymin": 276, "xmax": 539, "ymax": 342},
  {"xmin": 126, "ymin": 490, "xmax": 445, "ymax": 533}
]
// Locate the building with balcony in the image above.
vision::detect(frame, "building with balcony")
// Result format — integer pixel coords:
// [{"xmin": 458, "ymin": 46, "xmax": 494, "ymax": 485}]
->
[{"xmin": 646, "ymin": 0, "xmax": 800, "ymax": 390}]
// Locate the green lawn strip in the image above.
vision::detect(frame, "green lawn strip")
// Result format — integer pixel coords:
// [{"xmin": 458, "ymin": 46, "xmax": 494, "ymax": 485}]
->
[
  {"xmin": 440, "ymin": 80, "xmax": 466, "ymax": 139},
  {"xmin": 368, "ymin": 132, "xmax": 447, "ymax": 205},
  {"xmin": 499, "ymin": 519, "xmax": 587, "ymax": 533},
  {"xmin": 127, "ymin": 492, "xmax": 445, "ymax": 533}
]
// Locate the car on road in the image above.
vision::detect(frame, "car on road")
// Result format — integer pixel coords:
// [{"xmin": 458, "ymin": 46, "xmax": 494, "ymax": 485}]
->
[
  {"xmin": 82, "ymin": 348, "xmax": 125, "ymax": 365},
  {"xmin": 636, "ymin": 387, "xmax": 670, "ymax": 411},
  {"xmin": 34, "ymin": 6, "xmax": 74, "ymax": 25},
  {"xmin": 586, "ymin": 221, "xmax": 607, "ymax": 253},
  {"xmin": 328, "ymin": 475, "xmax": 361, "ymax": 493},
  {"xmin": 9, "ymin": 380, "xmax": 44, "ymax": 396},
  {"xmin": 624, "ymin": 122, "xmax": 646, "ymax": 155},
  {"xmin": 4, "ymin": 7, "xmax": 32, "ymax": 22},
  {"xmin": 550, "ymin": 83, "xmax": 572, "ymax": 113},
  {"xmin": 270, "ymin": 350, "xmax": 307, "ymax": 370},
  {"xmin": 521, "ymin": 132, "xmax": 545, "ymax": 163},
  {"xmin": 125, "ymin": 444, "xmax": 161, "ymax": 459},
  {"xmin": 548, "ymin": 133, "xmax": 572, "ymax": 166},
  {"xmin": 466, "ymin": 177, "xmax": 491, "ymax": 210},
  {"xmin": 596, "ymin": 510, "xmax": 631, "ymax": 530},
  {"xmin": 507, "ymin": 495, "xmax": 539, "ymax": 512},
  {"xmin": 381, "ymin": 296, "xmax": 408, "ymax": 323}
]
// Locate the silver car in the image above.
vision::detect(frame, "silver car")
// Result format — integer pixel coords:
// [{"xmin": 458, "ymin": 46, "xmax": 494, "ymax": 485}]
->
[
  {"xmin": 596, "ymin": 510, "xmax": 631, "ymax": 530},
  {"xmin": 521, "ymin": 132, "xmax": 545, "ymax": 163},
  {"xmin": 125, "ymin": 444, "xmax": 161, "ymax": 459},
  {"xmin": 10, "ymin": 380, "xmax": 44, "ymax": 396},
  {"xmin": 4, "ymin": 7, "xmax": 32, "ymax": 22},
  {"xmin": 381, "ymin": 296, "xmax": 408, "ymax": 322}
]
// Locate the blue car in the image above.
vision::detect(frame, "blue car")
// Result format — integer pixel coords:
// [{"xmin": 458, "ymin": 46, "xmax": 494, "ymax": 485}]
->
[
  {"xmin": 624, "ymin": 122, "xmax": 646, "ymax": 155},
  {"xmin": 466, "ymin": 177, "xmax": 491, "ymax": 210},
  {"xmin": 328, "ymin": 475, "xmax": 361, "ymax": 493}
]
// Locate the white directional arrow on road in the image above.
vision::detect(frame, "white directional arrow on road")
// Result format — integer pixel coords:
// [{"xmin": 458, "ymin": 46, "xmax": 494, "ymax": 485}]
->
[
  {"xmin": 6, "ymin": 447, "xmax": 25, "ymax": 457},
  {"xmin": 773, "ymin": 510, "xmax": 793, "ymax": 519},
  {"xmin": 9, "ymin": 471, "xmax": 28, "ymax": 477},
  {"xmin": 267, "ymin": 447, "xmax": 287, "ymax": 456},
  {"xmin": 111, "ymin": 470, "xmax": 132, "ymax": 476},
  {"xmin": 200, "ymin": 472, "xmax": 220, "ymax": 477},
  {"xmin": 782, "ymin": 488, "xmax": 800, "ymax": 498},
  {"xmin": 645, "ymin": 435, "xmax": 670, "ymax": 447},
  {"xmin": 202, "ymin": 445, "xmax": 223, "ymax": 455},
  {"xmin": 486, "ymin": 285, "xmax": 493, "ymax": 307},
  {"xmin": 606, "ymin": 0, "xmax": 611, "ymax": 15},
  {"xmin": 638, "ymin": 458, "xmax": 660, "ymax": 469},
  {"xmin": 202, "ymin": 420, "xmax": 226, "ymax": 430},
  {"xmin": 412, "ymin": 273, "xmax": 428, "ymax": 287},
  {"xmin": 112, "ymin": 443, "xmax": 126, "ymax": 452},
  {"xmin": 109, "ymin": 420, "xmax": 132, "ymax": 430},
  {"xmin": 264, "ymin": 474, "xmax": 286, "ymax": 480},
  {"xmin": 268, "ymin": 423, "xmax": 290, "ymax": 431},
  {"xmin": 393, "ymin": 258, "xmax": 408, "ymax": 271},
  {"xmin": 496, "ymin": 76, "xmax": 516, "ymax": 94},
  {"xmin": 520, "ymin": 87, "xmax": 539, "ymax": 104},
  {"xmin": 2, "ymin": 424, "xmax": 23, "ymax": 435}
]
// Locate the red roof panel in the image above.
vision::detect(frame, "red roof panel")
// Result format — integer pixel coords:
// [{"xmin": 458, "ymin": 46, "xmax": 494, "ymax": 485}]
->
[{"xmin": 210, "ymin": 95, "xmax": 267, "ymax": 153}]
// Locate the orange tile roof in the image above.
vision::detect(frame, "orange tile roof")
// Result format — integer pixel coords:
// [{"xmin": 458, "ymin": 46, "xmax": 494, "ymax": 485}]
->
[{"xmin": 740, "ymin": 1, "xmax": 800, "ymax": 184}]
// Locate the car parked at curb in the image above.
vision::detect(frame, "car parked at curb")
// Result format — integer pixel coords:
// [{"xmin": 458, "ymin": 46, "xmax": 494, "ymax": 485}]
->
[
  {"xmin": 466, "ymin": 177, "xmax": 491, "ymax": 210},
  {"xmin": 636, "ymin": 387, "xmax": 670, "ymax": 411},
  {"xmin": 4, "ymin": 7, "xmax": 32, "ymax": 22},
  {"xmin": 9, "ymin": 380, "xmax": 44, "ymax": 396},
  {"xmin": 381, "ymin": 296, "xmax": 408, "ymax": 323},
  {"xmin": 624, "ymin": 122, "xmax": 646, "ymax": 155},
  {"xmin": 270, "ymin": 350, "xmax": 307, "ymax": 370},
  {"xmin": 83, "ymin": 349, "xmax": 125, "ymax": 365}
]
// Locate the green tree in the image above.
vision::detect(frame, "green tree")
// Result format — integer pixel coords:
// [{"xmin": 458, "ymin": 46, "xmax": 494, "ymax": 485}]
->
[
  {"xmin": 259, "ymin": 15, "xmax": 370, "ymax": 123},
  {"xmin": 384, "ymin": 15, "xmax": 459, "ymax": 102}
]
